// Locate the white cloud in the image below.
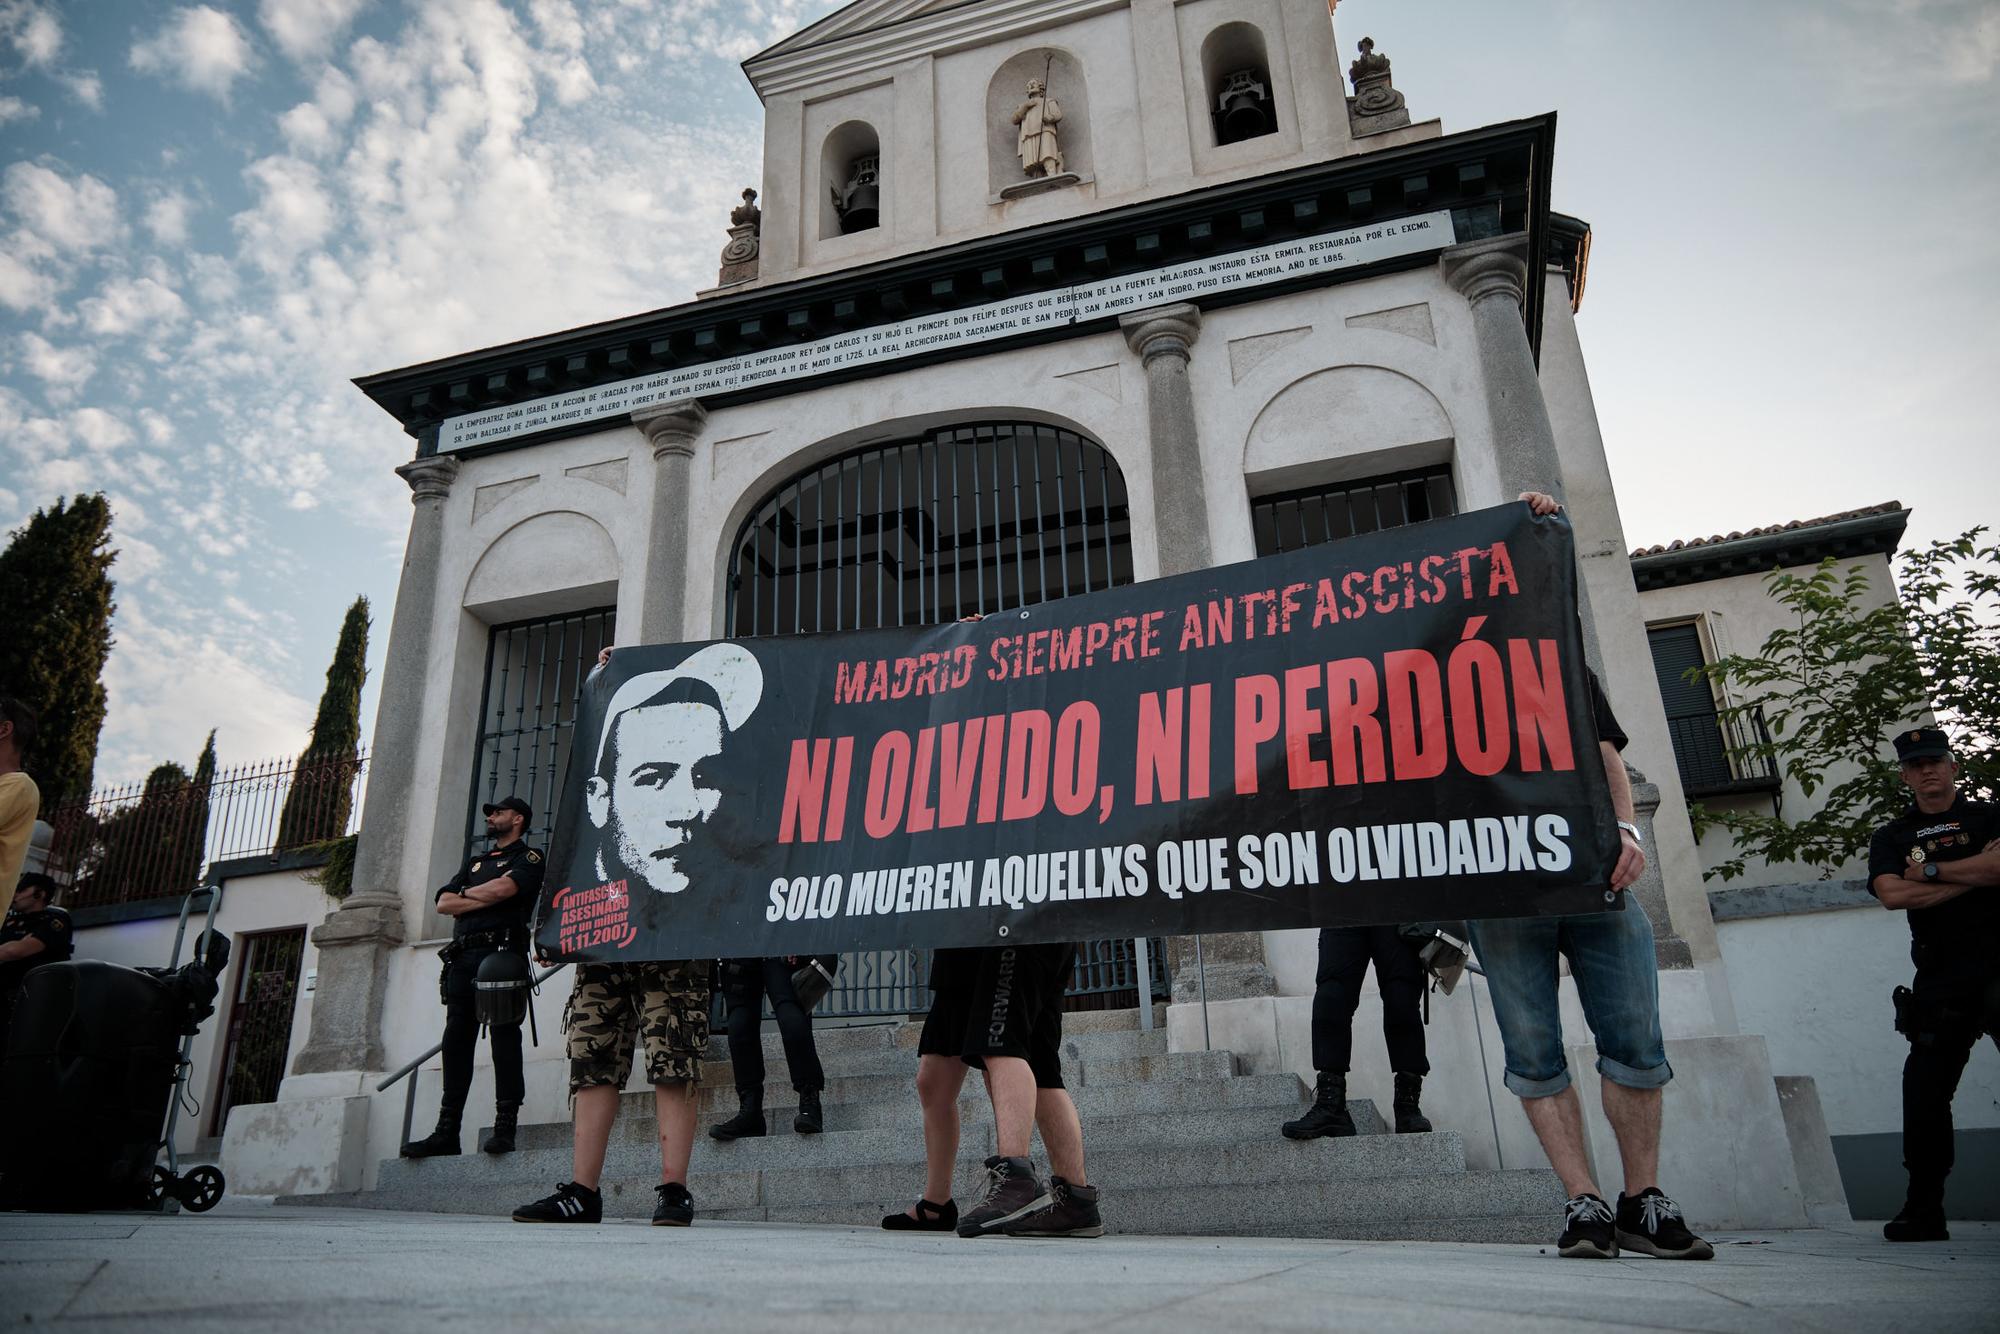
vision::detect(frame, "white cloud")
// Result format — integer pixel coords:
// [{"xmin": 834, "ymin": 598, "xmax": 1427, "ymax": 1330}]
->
[
  {"xmin": 259, "ymin": 0, "xmax": 370, "ymax": 63},
  {"xmin": 78, "ymin": 275, "xmax": 189, "ymax": 336},
  {"xmin": 16, "ymin": 331, "xmax": 95, "ymax": 394},
  {"xmin": 0, "ymin": 94, "xmax": 36, "ymax": 124},
  {"xmin": 0, "ymin": 250, "xmax": 57, "ymax": 310},
  {"xmin": 138, "ymin": 408, "xmax": 176, "ymax": 444},
  {"xmin": 2, "ymin": 161, "xmax": 122, "ymax": 253},
  {"xmin": 144, "ymin": 190, "xmax": 195, "ymax": 246},
  {"xmin": 70, "ymin": 406, "xmax": 135, "ymax": 453},
  {"xmin": 129, "ymin": 5, "xmax": 256, "ymax": 101},
  {"xmin": 0, "ymin": 1, "xmax": 61, "ymax": 67},
  {"xmin": 60, "ymin": 69, "xmax": 102, "ymax": 110},
  {"xmin": 233, "ymin": 154, "xmax": 333, "ymax": 273}
]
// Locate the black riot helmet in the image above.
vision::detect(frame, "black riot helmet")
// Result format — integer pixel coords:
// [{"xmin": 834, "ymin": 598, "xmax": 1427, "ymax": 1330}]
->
[{"xmin": 474, "ymin": 949, "xmax": 532, "ymax": 1028}]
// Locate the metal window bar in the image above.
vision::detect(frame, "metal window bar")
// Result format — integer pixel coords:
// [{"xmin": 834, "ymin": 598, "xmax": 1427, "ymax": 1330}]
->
[
  {"xmin": 463, "ymin": 607, "xmax": 616, "ymax": 865},
  {"xmin": 1249, "ymin": 465, "xmax": 1457, "ymax": 559},
  {"xmin": 725, "ymin": 423, "xmax": 1155, "ymax": 1016},
  {"xmin": 208, "ymin": 926, "xmax": 308, "ymax": 1135}
]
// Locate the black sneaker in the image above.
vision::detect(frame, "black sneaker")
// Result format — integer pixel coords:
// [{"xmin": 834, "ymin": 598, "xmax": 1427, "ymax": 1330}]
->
[
  {"xmin": 955, "ymin": 1156, "xmax": 1051, "ymax": 1237},
  {"xmin": 1556, "ymin": 1193, "xmax": 1618, "ymax": 1258},
  {"xmin": 1883, "ymin": 1203, "xmax": 1949, "ymax": 1243},
  {"xmin": 512, "ymin": 1181, "xmax": 601, "ymax": 1224},
  {"xmin": 1615, "ymin": 1188, "xmax": 1713, "ymax": 1260},
  {"xmin": 1000, "ymin": 1176, "xmax": 1103, "ymax": 1238},
  {"xmin": 652, "ymin": 1181, "xmax": 694, "ymax": 1227}
]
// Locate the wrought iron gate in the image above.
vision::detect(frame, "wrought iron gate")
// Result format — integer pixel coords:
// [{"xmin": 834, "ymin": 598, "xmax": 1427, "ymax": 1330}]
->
[
  {"xmin": 727, "ymin": 422, "xmax": 1166, "ymax": 1015},
  {"xmin": 209, "ymin": 927, "xmax": 307, "ymax": 1135},
  {"xmin": 464, "ymin": 607, "xmax": 617, "ymax": 863}
]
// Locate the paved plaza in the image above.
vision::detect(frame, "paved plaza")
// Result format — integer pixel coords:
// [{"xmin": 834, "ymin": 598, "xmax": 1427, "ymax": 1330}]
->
[{"xmin": 2, "ymin": 1200, "xmax": 1996, "ymax": 1332}]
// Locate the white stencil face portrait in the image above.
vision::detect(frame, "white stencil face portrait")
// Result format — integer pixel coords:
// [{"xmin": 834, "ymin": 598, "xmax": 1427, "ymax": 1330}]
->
[{"xmin": 584, "ymin": 644, "xmax": 763, "ymax": 895}]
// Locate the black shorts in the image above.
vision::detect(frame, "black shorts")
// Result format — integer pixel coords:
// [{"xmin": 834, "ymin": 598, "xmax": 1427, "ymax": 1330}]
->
[{"xmin": 918, "ymin": 944, "xmax": 1075, "ymax": 1089}]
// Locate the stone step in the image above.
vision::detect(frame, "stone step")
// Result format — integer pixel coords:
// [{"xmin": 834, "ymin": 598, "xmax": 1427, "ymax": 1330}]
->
[
  {"xmin": 699, "ymin": 1026, "xmax": 1169, "ymax": 1085},
  {"xmin": 343, "ymin": 1128, "xmax": 1472, "ymax": 1215},
  {"xmin": 507, "ymin": 1095, "xmax": 1387, "ymax": 1155},
  {"xmin": 708, "ymin": 1169, "xmax": 1564, "ymax": 1243}
]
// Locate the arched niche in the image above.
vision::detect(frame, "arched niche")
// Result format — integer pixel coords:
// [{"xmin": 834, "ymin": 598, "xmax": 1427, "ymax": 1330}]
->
[
  {"xmin": 463, "ymin": 509, "xmax": 620, "ymax": 624},
  {"xmin": 1244, "ymin": 366, "xmax": 1453, "ymax": 491},
  {"xmin": 820, "ymin": 120, "xmax": 882, "ymax": 239},
  {"xmin": 1200, "ymin": 22, "xmax": 1278, "ymax": 146},
  {"xmin": 986, "ymin": 48, "xmax": 1090, "ymax": 195}
]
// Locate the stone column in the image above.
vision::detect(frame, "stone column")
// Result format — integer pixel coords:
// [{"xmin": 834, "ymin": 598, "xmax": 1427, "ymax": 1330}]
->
[
  {"xmin": 1438, "ymin": 235, "xmax": 1605, "ymax": 672},
  {"xmin": 291, "ymin": 453, "xmax": 459, "ymax": 1077},
  {"xmin": 1119, "ymin": 303, "xmax": 1274, "ymax": 1003},
  {"xmin": 1119, "ymin": 304, "xmax": 1212, "ymax": 577},
  {"xmin": 1442, "ymin": 237, "xmax": 1691, "ymax": 965},
  {"xmin": 634, "ymin": 400, "xmax": 707, "ymax": 644}
]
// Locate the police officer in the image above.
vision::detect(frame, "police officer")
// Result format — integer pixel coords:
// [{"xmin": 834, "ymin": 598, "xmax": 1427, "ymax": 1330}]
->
[
  {"xmin": 1867, "ymin": 726, "xmax": 2000, "ymax": 1242},
  {"xmin": 403, "ymin": 796, "xmax": 544, "ymax": 1158},
  {"xmin": 0, "ymin": 872, "xmax": 72, "ymax": 1040}
]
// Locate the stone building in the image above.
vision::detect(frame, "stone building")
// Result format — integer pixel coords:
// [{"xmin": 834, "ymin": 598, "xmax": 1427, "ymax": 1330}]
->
[{"xmin": 224, "ymin": 0, "xmax": 1847, "ymax": 1231}]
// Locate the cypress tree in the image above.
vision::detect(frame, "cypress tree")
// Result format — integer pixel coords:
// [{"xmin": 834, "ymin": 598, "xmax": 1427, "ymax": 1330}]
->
[
  {"xmin": 277, "ymin": 596, "xmax": 371, "ymax": 848},
  {"xmin": 0, "ymin": 494, "xmax": 117, "ymax": 801}
]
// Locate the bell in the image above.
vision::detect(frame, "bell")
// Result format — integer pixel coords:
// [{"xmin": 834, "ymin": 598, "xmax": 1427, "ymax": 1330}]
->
[
  {"xmin": 1216, "ymin": 68, "xmax": 1273, "ymax": 144},
  {"xmin": 473, "ymin": 949, "xmax": 531, "ymax": 1028},
  {"xmin": 836, "ymin": 154, "xmax": 881, "ymax": 234}
]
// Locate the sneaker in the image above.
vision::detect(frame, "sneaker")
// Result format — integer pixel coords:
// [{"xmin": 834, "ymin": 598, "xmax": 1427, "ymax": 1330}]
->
[
  {"xmin": 652, "ymin": 1181, "xmax": 694, "ymax": 1227},
  {"xmin": 1000, "ymin": 1176, "xmax": 1103, "ymax": 1238},
  {"xmin": 1883, "ymin": 1203, "xmax": 1949, "ymax": 1243},
  {"xmin": 1615, "ymin": 1188, "xmax": 1713, "ymax": 1260},
  {"xmin": 511, "ymin": 1181, "xmax": 602, "ymax": 1224},
  {"xmin": 1556, "ymin": 1192, "xmax": 1618, "ymax": 1258},
  {"xmin": 955, "ymin": 1156, "xmax": 1051, "ymax": 1238}
]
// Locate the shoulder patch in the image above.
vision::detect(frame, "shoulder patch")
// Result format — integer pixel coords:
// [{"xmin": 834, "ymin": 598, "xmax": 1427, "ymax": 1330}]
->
[{"xmin": 526, "ymin": 850, "xmax": 541, "ymax": 864}]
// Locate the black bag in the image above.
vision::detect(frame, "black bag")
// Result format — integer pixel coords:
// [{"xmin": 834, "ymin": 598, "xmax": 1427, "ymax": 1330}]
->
[{"xmin": 790, "ymin": 955, "xmax": 840, "ymax": 1011}]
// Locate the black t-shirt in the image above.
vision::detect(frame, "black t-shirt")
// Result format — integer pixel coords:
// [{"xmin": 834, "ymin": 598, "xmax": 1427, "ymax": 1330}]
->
[
  {"xmin": 0, "ymin": 905, "xmax": 74, "ymax": 995},
  {"xmin": 1586, "ymin": 669, "xmax": 1628, "ymax": 752},
  {"xmin": 436, "ymin": 840, "xmax": 544, "ymax": 940},
  {"xmin": 1867, "ymin": 795, "xmax": 2000, "ymax": 966}
]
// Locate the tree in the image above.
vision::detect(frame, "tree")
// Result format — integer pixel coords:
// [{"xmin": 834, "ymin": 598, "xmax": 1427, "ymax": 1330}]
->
[
  {"xmin": 276, "ymin": 596, "xmax": 371, "ymax": 848},
  {"xmin": 0, "ymin": 494, "xmax": 117, "ymax": 800},
  {"xmin": 1693, "ymin": 528, "xmax": 2000, "ymax": 881}
]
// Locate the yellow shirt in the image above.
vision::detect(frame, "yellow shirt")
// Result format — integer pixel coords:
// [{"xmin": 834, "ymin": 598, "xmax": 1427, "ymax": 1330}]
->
[{"xmin": 0, "ymin": 770, "xmax": 41, "ymax": 918}]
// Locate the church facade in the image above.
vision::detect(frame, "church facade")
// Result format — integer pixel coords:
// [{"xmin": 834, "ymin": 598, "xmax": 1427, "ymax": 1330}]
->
[{"xmin": 226, "ymin": 0, "xmax": 1838, "ymax": 1229}]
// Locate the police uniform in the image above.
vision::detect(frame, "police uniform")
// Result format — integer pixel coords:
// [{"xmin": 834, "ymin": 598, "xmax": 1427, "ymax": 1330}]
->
[
  {"xmin": 424, "ymin": 825, "xmax": 543, "ymax": 1145},
  {"xmin": 0, "ymin": 899, "xmax": 73, "ymax": 1037},
  {"xmin": 1867, "ymin": 728, "xmax": 2000, "ymax": 1221}
]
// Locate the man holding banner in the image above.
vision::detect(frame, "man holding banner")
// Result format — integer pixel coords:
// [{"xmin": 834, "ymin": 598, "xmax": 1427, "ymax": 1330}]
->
[{"xmin": 1464, "ymin": 492, "xmax": 1712, "ymax": 1262}]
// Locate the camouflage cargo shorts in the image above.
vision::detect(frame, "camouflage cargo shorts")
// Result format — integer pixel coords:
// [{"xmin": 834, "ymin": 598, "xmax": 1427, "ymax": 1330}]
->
[{"xmin": 563, "ymin": 959, "xmax": 713, "ymax": 1092}]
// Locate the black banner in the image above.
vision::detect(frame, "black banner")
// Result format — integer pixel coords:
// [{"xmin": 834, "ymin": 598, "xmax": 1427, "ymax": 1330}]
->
[{"xmin": 534, "ymin": 503, "xmax": 1620, "ymax": 962}]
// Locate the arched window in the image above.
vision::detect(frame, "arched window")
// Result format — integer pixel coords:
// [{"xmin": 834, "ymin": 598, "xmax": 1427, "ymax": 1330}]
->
[
  {"xmin": 728, "ymin": 422, "xmax": 1132, "ymax": 637},
  {"xmin": 1201, "ymin": 22, "xmax": 1278, "ymax": 146},
  {"xmin": 821, "ymin": 120, "xmax": 881, "ymax": 238},
  {"xmin": 726, "ymin": 423, "xmax": 1157, "ymax": 1017}
]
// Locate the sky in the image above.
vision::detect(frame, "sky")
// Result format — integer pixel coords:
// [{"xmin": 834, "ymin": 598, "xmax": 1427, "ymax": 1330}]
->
[{"xmin": 0, "ymin": 0, "xmax": 1994, "ymax": 790}]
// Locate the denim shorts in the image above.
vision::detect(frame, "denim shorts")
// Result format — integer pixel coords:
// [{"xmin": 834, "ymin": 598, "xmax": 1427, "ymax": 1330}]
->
[{"xmin": 1468, "ymin": 903, "xmax": 1671, "ymax": 1098}]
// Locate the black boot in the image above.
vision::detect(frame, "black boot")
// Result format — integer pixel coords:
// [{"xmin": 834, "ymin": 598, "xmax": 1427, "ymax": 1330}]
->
[
  {"xmin": 401, "ymin": 1110, "xmax": 463, "ymax": 1158},
  {"xmin": 709, "ymin": 1087, "xmax": 767, "ymax": 1141},
  {"xmin": 1393, "ymin": 1072, "xmax": 1433, "ymax": 1134},
  {"xmin": 1884, "ymin": 1182, "xmax": 1949, "ymax": 1242},
  {"xmin": 793, "ymin": 1087, "xmax": 824, "ymax": 1135},
  {"xmin": 1282, "ymin": 1072, "xmax": 1356, "ymax": 1139},
  {"xmin": 481, "ymin": 1103, "xmax": 520, "ymax": 1155}
]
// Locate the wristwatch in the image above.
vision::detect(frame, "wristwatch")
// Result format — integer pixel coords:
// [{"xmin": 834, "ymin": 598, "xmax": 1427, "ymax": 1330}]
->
[
  {"xmin": 1616, "ymin": 820, "xmax": 1643, "ymax": 843},
  {"xmin": 1922, "ymin": 861, "xmax": 1941, "ymax": 882}
]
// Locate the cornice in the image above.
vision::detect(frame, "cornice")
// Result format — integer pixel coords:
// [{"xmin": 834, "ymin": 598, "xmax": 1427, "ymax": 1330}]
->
[
  {"xmin": 1631, "ymin": 509, "xmax": 1910, "ymax": 592},
  {"xmin": 353, "ymin": 114, "xmax": 1556, "ymax": 459},
  {"xmin": 744, "ymin": 0, "xmax": 1128, "ymax": 101}
]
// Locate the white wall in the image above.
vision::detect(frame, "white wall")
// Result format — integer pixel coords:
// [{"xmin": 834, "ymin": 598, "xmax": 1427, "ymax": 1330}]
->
[{"xmin": 73, "ymin": 866, "xmax": 333, "ymax": 1154}]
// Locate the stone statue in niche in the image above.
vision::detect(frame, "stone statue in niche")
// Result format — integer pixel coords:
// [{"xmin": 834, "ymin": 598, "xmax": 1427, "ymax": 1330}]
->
[
  {"xmin": 1010, "ymin": 78, "xmax": 1065, "ymax": 177},
  {"xmin": 716, "ymin": 187, "xmax": 761, "ymax": 286}
]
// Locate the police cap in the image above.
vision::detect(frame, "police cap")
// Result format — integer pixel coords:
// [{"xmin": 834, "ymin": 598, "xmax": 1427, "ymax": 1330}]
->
[
  {"xmin": 1893, "ymin": 727, "xmax": 1951, "ymax": 764},
  {"xmin": 482, "ymin": 795, "xmax": 533, "ymax": 822}
]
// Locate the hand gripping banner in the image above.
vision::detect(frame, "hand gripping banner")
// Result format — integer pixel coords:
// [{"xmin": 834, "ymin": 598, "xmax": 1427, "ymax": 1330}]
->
[{"xmin": 535, "ymin": 502, "xmax": 1622, "ymax": 963}]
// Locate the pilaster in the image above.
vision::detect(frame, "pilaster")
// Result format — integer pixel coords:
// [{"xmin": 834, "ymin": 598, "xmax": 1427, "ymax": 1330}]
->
[{"xmin": 634, "ymin": 400, "xmax": 707, "ymax": 645}]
